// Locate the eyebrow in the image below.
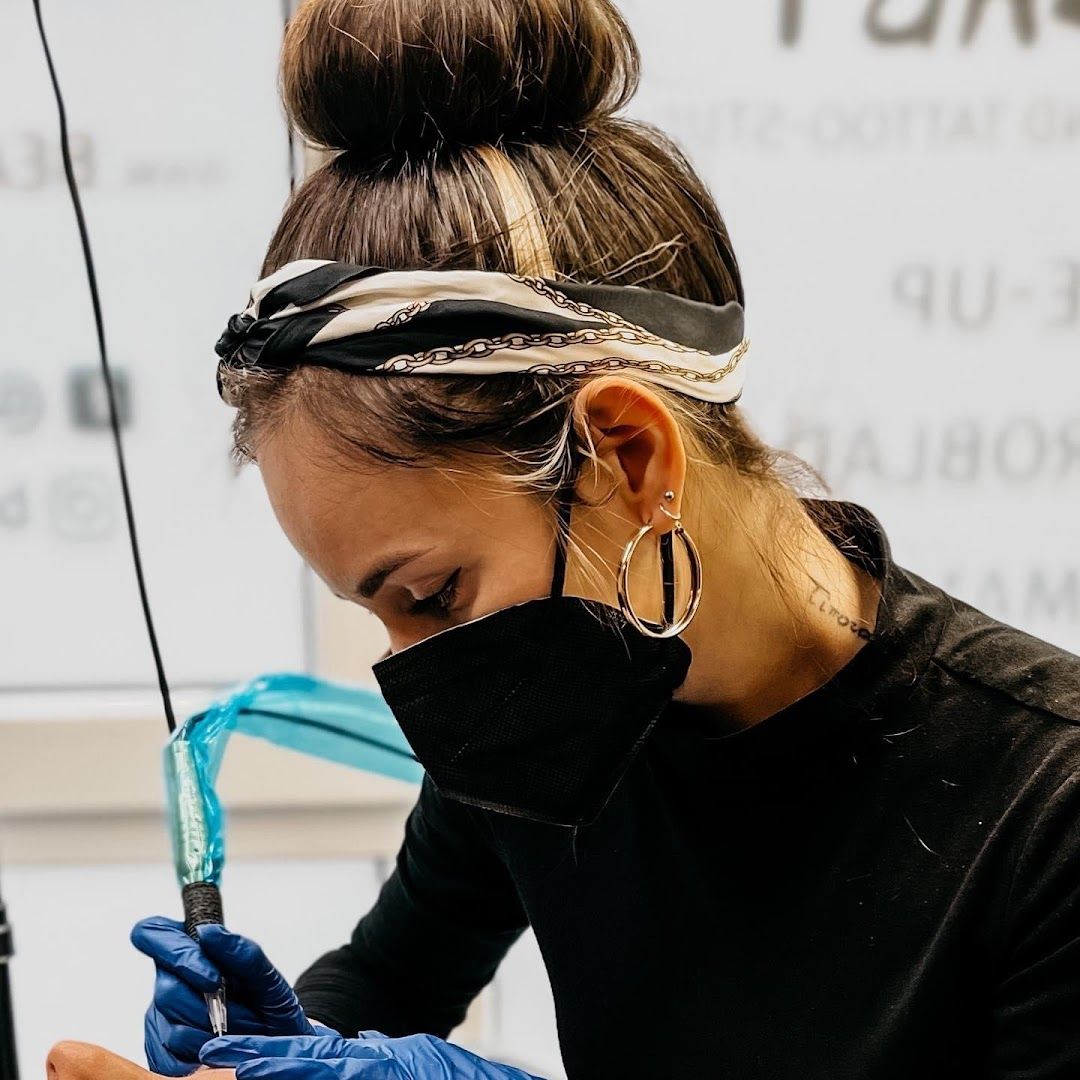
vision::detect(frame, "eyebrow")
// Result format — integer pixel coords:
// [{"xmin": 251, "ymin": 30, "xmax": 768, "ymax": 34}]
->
[{"xmin": 354, "ymin": 549, "xmax": 427, "ymax": 599}]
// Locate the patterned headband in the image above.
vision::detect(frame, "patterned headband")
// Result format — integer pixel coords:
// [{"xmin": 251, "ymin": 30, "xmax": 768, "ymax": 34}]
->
[{"xmin": 215, "ymin": 259, "xmax": 750, "ymax": 405}]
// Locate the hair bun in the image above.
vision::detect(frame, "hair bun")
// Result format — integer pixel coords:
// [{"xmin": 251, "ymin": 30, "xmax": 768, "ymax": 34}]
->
[{"xmin": 282, "ymin": 0, "xmax": 640, "ymax": 160}]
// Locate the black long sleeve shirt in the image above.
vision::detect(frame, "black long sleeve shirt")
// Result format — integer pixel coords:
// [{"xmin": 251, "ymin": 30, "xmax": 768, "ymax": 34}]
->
[{"xmin": 295, "ymin": 500, "xmax": 1080, "ymax": 1079}]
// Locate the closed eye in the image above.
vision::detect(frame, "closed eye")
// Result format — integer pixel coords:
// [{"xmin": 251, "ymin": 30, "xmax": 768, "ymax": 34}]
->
[{"xmin": 409, "ymin": 568, "xmax": 462, "ymax": 618}]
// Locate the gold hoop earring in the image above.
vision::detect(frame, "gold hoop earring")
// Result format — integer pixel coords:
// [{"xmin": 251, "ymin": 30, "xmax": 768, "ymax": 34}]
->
[{"xmin": 616, "ymin": 497, "xmax": 703, "ymax": 640}]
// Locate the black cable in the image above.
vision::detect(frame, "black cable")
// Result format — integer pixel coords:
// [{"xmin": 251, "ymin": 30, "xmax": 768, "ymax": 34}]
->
[
  {"xmin": 32, "ymin": 0, "xmax": 176, "ymax": 732},
  {"xmin": 186, "ymin": 707, "xmax": 421, "ymax": 763},
  {"xmin": 282, "ymin": 0, "xmax": 297, "ymax": 194},
  {"xmin": 0, "ymin": 867, "xmax": 17, "ymax": 1080},
  {"xmin": 287, "ymin": 119, "xmax": 298, "ymax": 196}
]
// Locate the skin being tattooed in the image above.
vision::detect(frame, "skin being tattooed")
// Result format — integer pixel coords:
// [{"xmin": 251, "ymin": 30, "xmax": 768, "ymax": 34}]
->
[{"xmin": 809, "ymin": 576, "xmax": 876, "ymax": 642}]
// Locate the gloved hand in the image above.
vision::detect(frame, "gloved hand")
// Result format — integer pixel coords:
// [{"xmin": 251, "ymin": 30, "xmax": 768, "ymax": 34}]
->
[
  {"xmin": 131, "ymin": 916, "xmax": 331, "ymax": 1076},
  {"xmin": 200, "ymin": 1032, "xmax": 547, "ymax": 1080}
]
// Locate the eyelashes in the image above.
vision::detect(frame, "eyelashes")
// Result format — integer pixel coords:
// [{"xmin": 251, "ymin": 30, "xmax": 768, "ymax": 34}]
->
[{"xmin": 408, "ymin": 568, "xmax": 462, "ymax": 618}]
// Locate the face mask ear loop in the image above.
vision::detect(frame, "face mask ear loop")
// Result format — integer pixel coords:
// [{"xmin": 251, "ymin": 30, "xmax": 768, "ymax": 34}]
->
[
  {"xmin": 549, "ymin": 487, "xmax": 574, "ymax": 600},
  {"xmin": 660, "ymin": 530, "xmax": 677, "ymax": 625}
]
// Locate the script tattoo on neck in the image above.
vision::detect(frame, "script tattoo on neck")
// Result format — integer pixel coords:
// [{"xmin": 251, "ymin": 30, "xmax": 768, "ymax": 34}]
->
[{"xmin": 808, "ymin": 577, "xmax": 875, "ymax": 641}]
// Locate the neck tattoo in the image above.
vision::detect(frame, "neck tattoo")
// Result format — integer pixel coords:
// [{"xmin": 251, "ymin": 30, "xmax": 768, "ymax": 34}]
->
[{"xmin": 808, "ymin": 576, "xmax": 876, "ymax": 642}]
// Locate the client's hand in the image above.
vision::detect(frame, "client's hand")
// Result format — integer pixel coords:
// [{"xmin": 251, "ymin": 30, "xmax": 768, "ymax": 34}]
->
[
  {"xmin": 47, "ymin": 1041, "xmax": 236, "ymax": 1080},
  {"xmin": 131, "ymin": 917, "xmax": 330, "ymax": 1077},
  {"xmin": 201, "ymin": 1034, "xmax": 546, "ymax": 1080}
]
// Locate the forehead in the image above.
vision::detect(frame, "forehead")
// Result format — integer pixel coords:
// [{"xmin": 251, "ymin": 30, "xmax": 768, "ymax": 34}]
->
[
  {"xmin": 258, "ymin": 422, "xmax": 458, "ymax": 539},
  {"xmin": 255, "ymin": 419, "xmax": 548, "ymax": 590}
]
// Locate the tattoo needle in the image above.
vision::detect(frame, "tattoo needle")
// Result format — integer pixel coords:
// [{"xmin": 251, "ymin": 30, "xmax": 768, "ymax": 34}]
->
[{"xmin": 205, "ymin": 984, "xmax": 228, "ymax": 1037}]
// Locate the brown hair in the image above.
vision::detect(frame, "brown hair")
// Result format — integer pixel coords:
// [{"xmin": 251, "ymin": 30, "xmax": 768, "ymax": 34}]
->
[{"xmin": 226, "ymin": 0, "xmax": 813, "ymax": 584}]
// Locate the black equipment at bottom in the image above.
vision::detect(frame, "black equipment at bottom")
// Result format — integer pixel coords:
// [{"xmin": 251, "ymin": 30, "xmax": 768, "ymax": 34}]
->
[{"xmin": 0, "ymin": 870, "xmax": 19, "ymax": 1080}]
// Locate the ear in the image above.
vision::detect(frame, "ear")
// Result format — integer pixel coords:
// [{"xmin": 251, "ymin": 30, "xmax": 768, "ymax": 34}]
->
[{"xmin": 574, "ymin": 376, "xmax": 688, "ymax": 532}]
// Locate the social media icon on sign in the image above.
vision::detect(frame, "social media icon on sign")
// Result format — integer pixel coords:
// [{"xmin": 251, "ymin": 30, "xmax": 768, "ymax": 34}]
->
[
  {"xmin": 68, "ymin": 368, "xmax": 132, "ymax": 431},
  {"xmin": 0, "ymin": 372, "xmax": 45, "ymax": 436},
  {"xmin": 0, "ymin": 485, "xmax": 29, "ymax": 530},
  {"xmin": 49, "ymin": 472, "xmax": 116, "ymax": 541}
]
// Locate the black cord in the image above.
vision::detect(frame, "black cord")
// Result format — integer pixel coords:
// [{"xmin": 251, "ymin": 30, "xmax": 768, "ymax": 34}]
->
[
  {"xmin": 32, "ymin": 0, "xmax": 176, "ymax": 732},
  {"xmin": 0, "ymin": 863, "xmax": 16, "ymax": 1080},
  {"xmin": 185, "ymin": 706, "xmax": 420, "ymax": 762},
  {"xmin": 287, "ymin": 117, "xmax": 298, "ymax": 196},
  {"xmin": 282, "ymin": 0, "xmax": 297, "ymax": 194}
]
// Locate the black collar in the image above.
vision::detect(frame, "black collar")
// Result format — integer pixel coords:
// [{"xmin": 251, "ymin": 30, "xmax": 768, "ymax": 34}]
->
[{"xmin": 664, "ymin": 498, "xmax": 954, "ymax": 784}]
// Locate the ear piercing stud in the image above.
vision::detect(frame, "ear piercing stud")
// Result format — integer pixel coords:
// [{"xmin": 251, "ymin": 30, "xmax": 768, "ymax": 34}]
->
[{"xmin": 659, "ymin": 490, "xmax": 681, "ymax": 522}]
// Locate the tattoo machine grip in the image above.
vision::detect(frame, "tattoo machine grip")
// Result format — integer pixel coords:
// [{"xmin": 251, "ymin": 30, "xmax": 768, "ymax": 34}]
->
[
  {"xmin": 181, "ymin": 881, "xmax": 228, "ymax": 1037},
  {"xmin": 182, "ymin": 880, "xmax": 224, "ymax": 937}
]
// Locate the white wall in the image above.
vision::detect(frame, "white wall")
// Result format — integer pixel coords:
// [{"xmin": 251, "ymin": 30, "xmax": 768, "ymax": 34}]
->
[{"xmin": 3, "ymin": 858, "xmax": 565, "ymax": 1080}]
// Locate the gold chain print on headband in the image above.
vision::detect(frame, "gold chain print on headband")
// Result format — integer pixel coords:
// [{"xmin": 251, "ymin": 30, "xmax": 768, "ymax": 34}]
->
[
  {"xmin": 375, "ymin": 325, "xmax": 749, "ymax": 385},
  {"xmin": 358, "ymin": 282, "xmax": 702, "ymax": 358},
  {"xmin": 509, "ymin": 274, "xmax": 724, "ymax": 358},
  {"xmin": 372, "ymin": 301, "xmax": 432, "ymax": 331},
  {"xmin": 368, "ymin": 290, "xmax": 708, "ymax": 360},
  {"xmin": 524, "ymin": 337, "xmax": 750, "ymax": 385},
  {"xmin": 510, "ymin": 274, "xmax": 651, "ymax": 333},
  {"xmin": 377, "ymin": 327, "xmax": 648, "ymax": 372}
]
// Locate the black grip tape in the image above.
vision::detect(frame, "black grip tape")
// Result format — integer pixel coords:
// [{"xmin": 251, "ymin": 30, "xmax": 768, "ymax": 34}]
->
[{"xmin": 182, "ymin": 882, "xmax": 225, "ymax": 939}]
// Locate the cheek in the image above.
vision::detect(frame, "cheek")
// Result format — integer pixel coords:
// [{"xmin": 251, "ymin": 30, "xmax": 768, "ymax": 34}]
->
[
  {"xmin": 384, "ymin": 623, "xmax": 431, "ymax": 654},
  {"xmin": 471, "ymin": 537, "xmax": 559, "ymax": 613}
]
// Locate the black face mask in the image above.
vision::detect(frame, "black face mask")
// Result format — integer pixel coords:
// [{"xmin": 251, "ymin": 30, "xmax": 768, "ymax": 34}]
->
[{"xmin": 372, "ymin": 495, "xmax": 693, "ymax": 827}]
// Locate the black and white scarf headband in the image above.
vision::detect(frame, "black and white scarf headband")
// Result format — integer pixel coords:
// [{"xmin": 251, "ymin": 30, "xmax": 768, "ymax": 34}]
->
[{"xmin": 215, "ymin": 259, "xmax": 749, "ymax": 405}]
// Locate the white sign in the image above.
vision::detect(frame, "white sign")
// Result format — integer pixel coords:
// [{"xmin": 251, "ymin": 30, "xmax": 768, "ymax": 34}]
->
[
  {"xmin": 0, "ymin": 1, "xmax": 309, "ymax": 711},
  {"xmin": 623, "ymin": 0, "xmax": 1080, "ymax": 652},
  {"xmin": 2, "ymin": 0, "xmax": 1077, "ymax": 719}
]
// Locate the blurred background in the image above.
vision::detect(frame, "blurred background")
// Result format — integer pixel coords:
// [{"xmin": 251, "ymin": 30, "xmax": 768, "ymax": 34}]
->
[{"xmin": 1, "ymin": 1, "xmax": 1077, "ymax": 1077}]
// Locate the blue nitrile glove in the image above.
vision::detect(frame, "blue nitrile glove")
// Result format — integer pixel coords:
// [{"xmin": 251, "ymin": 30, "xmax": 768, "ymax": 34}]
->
[
  {"xmin": 200, "ymin": 1032, "xmax": 547, "ymax": 1080},
  {"xmin": 131, "ymin": 916, "xmax": 333, "ymax": 1077}
]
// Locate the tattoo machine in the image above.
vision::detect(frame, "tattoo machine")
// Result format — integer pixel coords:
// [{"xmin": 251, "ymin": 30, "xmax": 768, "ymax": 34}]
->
[{"xmin": 164, "ymin": 672, "xmax": 423, "ymax": 1036}]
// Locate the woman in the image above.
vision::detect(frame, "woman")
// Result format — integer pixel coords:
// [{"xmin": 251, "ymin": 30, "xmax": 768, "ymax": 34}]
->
[{"xmin": 132, "ymin": 0, "xmax": 1080, "ymax": 1077}]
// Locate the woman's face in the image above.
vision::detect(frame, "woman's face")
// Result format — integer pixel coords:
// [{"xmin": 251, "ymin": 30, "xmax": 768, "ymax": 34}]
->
[
  {"xmin": 257, "ymin": 415, "xmax": 568, "ymax": 654},
  {"xmin": 256, "ymin": 378, "xmax": 686, "ymax": 654}
]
